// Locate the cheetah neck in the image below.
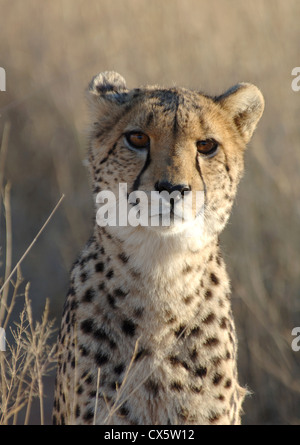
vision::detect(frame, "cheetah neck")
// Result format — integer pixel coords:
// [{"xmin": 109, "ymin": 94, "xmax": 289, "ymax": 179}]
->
[
  {"xmin": 90, "ymin": 223, "xmax": 231, "ymax": 366},
  {"xmin": 93, "ymin": 225, "xmax": 223, "ymax": 327},
  {"xmin": 96, "ymin": 224, "xmax": 217, "ymax": 279}
]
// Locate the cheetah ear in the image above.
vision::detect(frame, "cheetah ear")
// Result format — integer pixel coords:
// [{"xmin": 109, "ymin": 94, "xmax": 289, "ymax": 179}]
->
[
  {"xmin": 215, "ymin": 83, "xmax": 264, "ymax": 144},
  {"xmin": 87, "ymin": 71, "xmax": 128, "ymax": 105}
]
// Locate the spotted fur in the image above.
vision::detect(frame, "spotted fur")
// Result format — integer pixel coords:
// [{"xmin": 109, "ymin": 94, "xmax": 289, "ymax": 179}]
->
[{"xmin": 53, "ymin": 72, "xmax": 264, "ymax": 425}]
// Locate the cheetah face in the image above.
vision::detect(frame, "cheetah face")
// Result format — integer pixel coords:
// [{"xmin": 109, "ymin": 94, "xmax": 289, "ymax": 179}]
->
[{"xmin": 87, "ymin": 72, "xmax": 264, "ymax": 240}]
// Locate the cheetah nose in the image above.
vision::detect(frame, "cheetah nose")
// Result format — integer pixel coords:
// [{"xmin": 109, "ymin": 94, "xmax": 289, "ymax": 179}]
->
[{"xmin": 155, "ymin": 181, "xmax": 191, "ymax": 195}]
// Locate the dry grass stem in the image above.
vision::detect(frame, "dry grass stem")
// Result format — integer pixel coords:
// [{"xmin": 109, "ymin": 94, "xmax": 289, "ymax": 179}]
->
[
  {"xmin": 0, "ymin": 194, "xmax": 65, "ymax": 297},
  {"xmin": 0, "ymin": 180, "xmax": 59, "ymax": 424}
]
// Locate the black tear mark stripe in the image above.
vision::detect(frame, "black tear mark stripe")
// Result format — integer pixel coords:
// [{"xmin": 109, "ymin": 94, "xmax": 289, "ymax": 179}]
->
[
  {"xmin": 132, "ymin": 149, "xmax": 151, "ymax": 192},
  {"xmin": 196, "ymin": 155, "xmax": 207, "ymax": 202},
  {"xmin": 222, "ymin": 150, "xmax": 233, "ymax": 184},
  {"xmin": 99, "ymin": 142, "xmax": 117, "ymax": 165}
]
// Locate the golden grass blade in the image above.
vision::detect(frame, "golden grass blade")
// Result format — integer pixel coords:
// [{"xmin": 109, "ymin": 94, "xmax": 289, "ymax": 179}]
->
[{"xmin": 0, "ymin": 194, "xmax": 65, "ymax": 296}]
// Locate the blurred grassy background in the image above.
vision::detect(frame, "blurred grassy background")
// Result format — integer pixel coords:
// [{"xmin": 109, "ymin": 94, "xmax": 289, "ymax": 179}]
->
[{"xmin": 0, "ymin": 0, "xmax": 300, "ymax": 425}]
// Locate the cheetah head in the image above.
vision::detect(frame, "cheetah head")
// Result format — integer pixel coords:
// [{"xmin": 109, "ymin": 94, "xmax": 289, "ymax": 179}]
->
[{"xmin": 86, "ymin": 71, "xmax": 264, "ymax": 244}]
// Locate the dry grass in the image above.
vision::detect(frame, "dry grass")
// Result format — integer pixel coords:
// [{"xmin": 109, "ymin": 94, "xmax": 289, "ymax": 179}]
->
[
  {"xmin": 0, "ymin": 0, "xmax": 300, "ymax": 424},
  {"xmin": 0, "ymin": 125, "xmax": 62, "ymax": 424},
  {"xmin": 0, "ymin": 184, "xmax": 57, "ymax": 425},
  {"xmin": 0, "ymin": 290, "xmax": 56, "ymax": 425}
]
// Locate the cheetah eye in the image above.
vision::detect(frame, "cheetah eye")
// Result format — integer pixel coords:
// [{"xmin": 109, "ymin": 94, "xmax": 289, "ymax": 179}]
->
[
  {"xmin": 125, "ymin": 132, "xmax": 150, "ymax": 150},
  {"xmin": 196, "ymin": 139, "xmax": 219, "ymax": 158}
]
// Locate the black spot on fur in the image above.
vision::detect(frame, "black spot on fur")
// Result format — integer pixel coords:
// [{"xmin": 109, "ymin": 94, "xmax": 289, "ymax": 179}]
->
[
  {"xmin": 94, "ymin": 350, "xmax": 109, "ymax": 366},
  {"xmin": 190, "ymin": 385, "xmax": 202, "ymax": 394},
  {"xmin": 203, "ymin": 337, "xmax": 220, "ymax": 347},
  {"xmin": 225, "ymin": 351, "xmax": 231, "ymax": 360},
  {"xmin": 204, "ymin": 289, "xmax": 213, "ymax": 300},
  {"xmin": 122, "ymin": 319, "xmax": 136, "ymax": 337},
  {"xmin": 114, "ymin": 363, "xmax": 125, "ymax": 375},
  {"xmin": 212, "ymin": 373, "xmax": 223, "ymax": 385},
  {"xmin": 220, "ymin": 317, "xmax": 227, "ymax": 329},
  {"xmin": 203, "ymin": 313, "xmax": 216, "ymax": 324},
  {"xmin": 119, "ymin": 252, "xmax": 129, "ymax": 263},
  {"xmin": 82, "ymin": 288, "xmax": 95, "ymax": 303},
  {"xmin": 76, "ymin": 385, "xmax": 83, "ymax": 395},
  {"xmin": 81, "ymin": 318, "xmax": 94, "ymax": 334},
  {"xmin": 98, "ymin": 282, "xmax": 105, "ymax": 291},
  {"xmin": 175, "ymin": 325, "xmax": 186, "ymax": 338},
  {"xmin": 134, "ymin": 347, "xmax": 150, "ymax": 361},
  {"xmin": 70, "ymin": 300, "xmax": 78, "ymax": 311},
  {"xmin": 81, "ymin": 371, "xmax": 93, "ymax": 385},
  {"xmin": 145, "ymin": 378, "xmax": 160, "ymax": 396},
  {"xmin": 183, "ymin": 264, "xmax": 193, "ymax": 274},
  {"xmin": 79, "ymin": 345, "xmax": 89, "ymax": 357},
  {"xmin": 80, "ymin": 272, "xmax": 87, "ymax": 283},
  {"xmin": 95, "ymin": 262, "xmax": 105, "ymax": 273},
  {"xmin": 195, "ymin": 366, "xmax": 207, "ymax": 378},
  {"xmin": 118, "ymin": 404, "xmax": 130, "ymax": 417},
  {"xmin": 94, "ymin": 328, "xmax": 117, "ymax": 349},
  {"xmin": 183, "ymin": 295, "xmax": 194, "ymax": 304},
  {"xmin": 170, "ymin": 381, "xmax": 183, "ymax": 391},
  {"xmin": 209, "ymin": 412, "xmax": 221, "ymax": 423},
  {"xmin": 189, "ymin": 326, "xmax": 202, "ymax": 337},
  {"xmin": 169, "ymin": 356, "xmax": 180, "ymax": 366},
  {"xmin": 114, "ymin": 288, "xmax": 127, "ymax": 298},
  {"xmin": 93, "ymin": 327, "xmax": 108, "ymax": 341},
  {"xmin": 107, "ymin": 294, "xmax": 116, "ymax": 308},
  {"xmin": 189, "ymin": 347, "xmax": 198, "ymax": 361},
  {"xmin": 210, "ymin": 273, "xmax": 219, "ymax": 285},
  {"xmin": 83, "ymin": 408, "xmax": 94, "ymax": 422},
  {"xmin": 106, "ymin": 269, "xmax": 114, "ymax": 279},
  {"xmin": 224, "ymin": 379, "xmax": 232, "ymax": 388},
  {"xmin": 111, "ymin": 381, "xmax": 120, "ymax": 391},
  {"xmin": 75, "ymin": 405, "xmax": 80, "ymax": 418}
]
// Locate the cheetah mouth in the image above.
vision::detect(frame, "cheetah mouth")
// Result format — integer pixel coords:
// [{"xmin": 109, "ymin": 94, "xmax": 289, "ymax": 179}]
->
[
  {"xmin": 132, "ymin": 189, "xmax": 204, "ymax": 223},
  {"xmin": 95, "ymin": 186, "xmax": 204, "ymax": 230}
]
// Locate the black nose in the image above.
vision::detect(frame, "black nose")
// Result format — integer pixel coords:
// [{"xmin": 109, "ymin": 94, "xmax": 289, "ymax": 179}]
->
[{"xmin": 155, "ymin": 181, "xmax": 191, "ymax": 195}]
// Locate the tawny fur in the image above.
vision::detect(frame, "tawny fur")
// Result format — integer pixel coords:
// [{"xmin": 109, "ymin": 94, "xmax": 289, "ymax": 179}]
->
[{"xmin": 53, "ymin": 72, "xmax": 264, "ymax": 425}]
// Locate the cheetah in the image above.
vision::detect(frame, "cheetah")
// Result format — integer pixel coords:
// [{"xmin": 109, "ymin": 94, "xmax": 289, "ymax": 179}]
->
[{"xmin": 53, "ymin": 71, "xmax": 264, "ymax": 425}]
